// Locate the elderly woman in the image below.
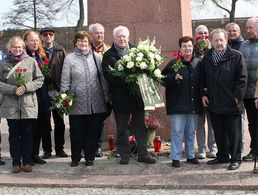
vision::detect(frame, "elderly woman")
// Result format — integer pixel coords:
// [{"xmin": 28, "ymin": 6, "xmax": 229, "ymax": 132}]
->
[
  {"xmin": 0, "ymin": 36, "xmax": 44, "ymax": 173},
  {"xmin": 61, "ymin": 31, "xmax": 109, "ymax": 167},
  {"xmin": 23, "ymin": 30, "xmax": 51, "ymax": 165},
  {"xmin": 162, "ymin": 36, "xmax": 202, "ymax": 168}
]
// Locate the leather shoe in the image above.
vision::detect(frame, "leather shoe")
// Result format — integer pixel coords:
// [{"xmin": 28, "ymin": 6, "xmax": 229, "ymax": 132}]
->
[
  {"xmin": 207, "ymin": 158, "xmax": 229, "ymax": 165},
  {"xmin": 228, "ymin": 162, "xmax": 241, "ymax": 170},
  {"xmin": 85, "ymin": 160, "xmax": 94, "ymax": 166},
  {"xmin": 138, "ymin": 155, "xmax": 156, "ymax": 164},
  {"xmin": 42, "ymin": 152, "xmax": 52, "ymax": 159},
  {"xmin": 12, "ymin": 166, "xmax": 21, "ymax": 173},
  {"xmin": 186, "ymin": 158, "xmax": 199, "ymax": 164},
  {"xmin": 23, "ymin": 165, "xmax": 32, "ymax": 172},
  {"xmin": 120, "ymin": 157, "xmax": 129, "ymax": 164},
  {"xmin": 33, "ymin": 156, "xmax": 47, "ymax": 164},
  {"xmin": 56, "ymin": 150, "xmax": 68, "ymax": 158},
  {"xmin": 172, "ymin": 160, "xmax": 180, "ymax": 168},
  {"xmin": 95, "ymin": 148, "xmax": 103, "ymax": 157},
  {"xmin": 70, "ymin": 161, "xmax": 79, "ymax": 167},
  {"xmin": 0, "ymin": 159, "xmax": 5, "ymax": 165}
]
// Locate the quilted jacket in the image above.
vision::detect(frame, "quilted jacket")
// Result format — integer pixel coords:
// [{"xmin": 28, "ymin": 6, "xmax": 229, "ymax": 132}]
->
[{"xmin": 61, "ymin": 49, "xmax": 109, "ymax": 115}]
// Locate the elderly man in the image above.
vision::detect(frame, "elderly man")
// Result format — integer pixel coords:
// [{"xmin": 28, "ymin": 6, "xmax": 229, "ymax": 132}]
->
[
  {"xmin": 102, "ymin": 26, "xmax": 156, "ymax": 165},
  {"xmin": 194, "ymin": 25, "xmax": 217, "ymax": 160},
  {"xmin": 40, "ymin": 27, "xmax": 68, "ymax": 159},
  {"xmin": 240, "ymin": 17, "xmax": 258, "ymax": 162},
  {"xmin": 201, "ymin": 28, "xmax": 247, "ymax": 170},
  {"xmin": 89, "ymin": 23, "xmax": 110, "ymax": 60},
  {"xmin": 89, "ymin": 23, "xmax": 110, "ymax": 157},
  {"xmin": 226, "ymin": 22, "xmax": 245, "ymax": 50}
]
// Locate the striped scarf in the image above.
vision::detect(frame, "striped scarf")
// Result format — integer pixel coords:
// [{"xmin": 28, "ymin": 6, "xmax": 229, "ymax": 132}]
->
[{"xmin": 212, "ymin": 48, "xmax": 226, "ymax": 65}]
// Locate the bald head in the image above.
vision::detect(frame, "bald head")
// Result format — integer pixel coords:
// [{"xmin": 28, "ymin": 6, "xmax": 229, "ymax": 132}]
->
[{"xmin": 246, "ymin": 17, "xmax": 258, "ymax": 39}]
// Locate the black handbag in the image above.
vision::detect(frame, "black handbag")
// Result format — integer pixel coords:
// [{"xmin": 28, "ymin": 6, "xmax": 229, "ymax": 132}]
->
[{"xmin": 92, "ymin": 52, "xmax": 112, "ymax": 121}]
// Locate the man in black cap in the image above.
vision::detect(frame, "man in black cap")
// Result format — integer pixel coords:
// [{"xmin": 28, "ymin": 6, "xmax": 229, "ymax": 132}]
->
[{"xmin": 40, "ymin": 27, "xmax": 68, "ymax": 159}]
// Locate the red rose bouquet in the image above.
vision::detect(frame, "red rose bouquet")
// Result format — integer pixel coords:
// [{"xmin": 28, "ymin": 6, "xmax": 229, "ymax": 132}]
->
[
  {"xmin": 39, "ymin": 58, "xmax": 51, "ymax": 76},
  {"xmin": 195, "ymin": 34, "xmax": 209, "ymax": 54},
  {"xmin": 15, "ymin": 68, "xmax": 27, "ymax": 86},
  {"xmin": 171, "ymin": 51, "xmax": 184, "ymax": 72}
]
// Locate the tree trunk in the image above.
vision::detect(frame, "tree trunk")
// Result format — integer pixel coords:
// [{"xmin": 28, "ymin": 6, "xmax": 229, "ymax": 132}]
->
[
  {"xmin": 33, "ymin": 0, "xmax": 37, "ymax": 29},
  {"xmin": 75, "ymin": 0, "xmax": 84, "ymax": 32},
  {"xmin": 229, "ymin": 0, "xmax": 237, "ymax": 22}
]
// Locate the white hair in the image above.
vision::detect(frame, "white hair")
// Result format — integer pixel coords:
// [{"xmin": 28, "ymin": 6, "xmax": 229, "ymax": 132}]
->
[
  {"xmin": 210, "ymin": 28, "xmax": 228, "ymax": 40},
  {"xmin": 195, "ymin": 25, "xmax": 209, "ymax": 34},
  {"xmin": 113, "ymin": 25, "xmax": 129, "ymax": 37},
  {"xmin": 88, "ymin": 23, "xmax": 105, "ymax": 33}
]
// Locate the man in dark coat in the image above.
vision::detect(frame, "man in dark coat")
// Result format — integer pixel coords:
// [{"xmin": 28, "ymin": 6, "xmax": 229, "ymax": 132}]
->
[
  {"xmin": 201, "ymin": 28, "xmax": 247, "ymax": 170},
  {"xmin": 40, "ymin": 27, "xmax": 68, "ymax": 159},
  {"xmin": 102, "ymin": 25, "xmax": 156, "ymax": 165}
]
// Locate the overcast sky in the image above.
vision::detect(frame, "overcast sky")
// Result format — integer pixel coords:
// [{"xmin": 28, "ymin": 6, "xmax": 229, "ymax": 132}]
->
[
  {"xmin": 0, "ymin": 0, "xmax": 257, "ymax": 30},
  {"xmin": 0, "ymin": 0, "xmax": 88, "ymax": 30}
]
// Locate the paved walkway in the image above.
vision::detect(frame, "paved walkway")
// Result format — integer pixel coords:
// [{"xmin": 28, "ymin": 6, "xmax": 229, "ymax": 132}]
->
[{"xmin": 0, "ymin": 117, "xmax": 258, "ymax": 194}]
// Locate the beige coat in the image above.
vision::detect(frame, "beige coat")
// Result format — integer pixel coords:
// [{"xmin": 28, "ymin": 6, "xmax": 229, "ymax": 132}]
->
[{"xmin": 0, "ymin": 56, "xmax": 44, "ymax": 119}]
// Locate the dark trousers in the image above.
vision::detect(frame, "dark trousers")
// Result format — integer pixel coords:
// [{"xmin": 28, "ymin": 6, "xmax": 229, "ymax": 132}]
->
[
  {"xmin": 42, "ymin": 109, "xmax": 65, "ymax": 153},
  {"xmin": 69, "ymin": 114, "xmax": 102, "ymax": 162},
  {"xmin": 96, "ymin": 122, "xmax": 104, "ymax": 149},
  {"xmin": 32, "ymin": 117, "xmax": 51, "ymax": 157},
  {"xmin": 7, "ymin": 119, "xmax": 34, "ymax": 166},
  {"xmin": 114, "ymin": 110, "xmax": 148, "ymax": 158},
  {"xmin": 209, "ymin": 113, "xmax": 242, "ymax": 163},
  {"xmin": 244, "ymin": 98, "xmax": 257, "ymax": 153}
]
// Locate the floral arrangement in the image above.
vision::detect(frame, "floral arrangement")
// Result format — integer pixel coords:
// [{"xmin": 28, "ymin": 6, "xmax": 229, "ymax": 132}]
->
[
  {"xmin": 109, "ymin": 38, "xmax": 165, "ymax": 85},
  {"xmin": 39, "ymin": 58, "xmax": 51, "ymax": 76},
  {"xmin": 171, "ymin": 51, "xmax": 184, "ymax": 72},
  {"xmin": 15, "ymin": 68, "xmax": 27, "ymax": 86},
  {"xmin": 50, "ymin": 90, "xmax": 75, "ymax": 117},
  {"xmin": 145, "ymin": 115, "xmax": 161, "ymax": 130},
  {"xmin": 195, "ymin": 34, "xmax": 209, "ymax": 54}
]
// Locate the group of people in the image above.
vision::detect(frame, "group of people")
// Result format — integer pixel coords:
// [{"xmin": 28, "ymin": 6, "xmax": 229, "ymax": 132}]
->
[
  {"xmin": 0, "ymin": 16, "xmax": 257, "ymax": 173},
  {"xmin": 162, "ymin": 17, "xmax": 258, "ymax": 172}
]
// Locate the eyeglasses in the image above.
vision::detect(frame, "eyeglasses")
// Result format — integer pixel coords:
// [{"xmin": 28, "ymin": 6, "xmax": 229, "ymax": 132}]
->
[
  {"xmin": 42, "ymin": 33, "xmax": 54, "ymax": 37},
  {"xmin": 11, "ymin": 46, "xmax": 23, "ymax": 49}
]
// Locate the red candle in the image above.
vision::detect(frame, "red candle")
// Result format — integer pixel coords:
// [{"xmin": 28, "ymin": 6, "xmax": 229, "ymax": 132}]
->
[
  {"xmin": 108, "ymin": 134, "xmax": 115, "ymax": 151},
  {"xmin": 153, "ymin": 136, "xmax": 162, "ymax": 152}
]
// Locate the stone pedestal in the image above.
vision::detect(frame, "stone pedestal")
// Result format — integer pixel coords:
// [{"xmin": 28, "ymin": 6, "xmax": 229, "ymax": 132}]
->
[{"xmin": 88, "ymin": 0, "xmax": 192, "ymax": 141}]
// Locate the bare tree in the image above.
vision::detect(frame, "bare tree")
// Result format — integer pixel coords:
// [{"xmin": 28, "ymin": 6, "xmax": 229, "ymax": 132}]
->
[
  {"xmin": 2, "ymin": 0, "xmax": 63, "ymax": 29},
  {"xmin": 60, "ymin": 0, "xmax": 85, "ymax": 32},
  {"xmin": 192, "ymin": 0, "xmax": 257, "ymax": 22}
]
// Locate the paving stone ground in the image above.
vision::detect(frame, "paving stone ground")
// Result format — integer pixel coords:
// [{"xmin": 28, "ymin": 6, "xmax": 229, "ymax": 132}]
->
[{"xmin": 0, "ymin": 117, "xmax": 258, "ymax": 194}]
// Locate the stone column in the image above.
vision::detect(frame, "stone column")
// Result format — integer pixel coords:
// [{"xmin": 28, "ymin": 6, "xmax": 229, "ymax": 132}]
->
[{"xmin": 88, "ymin": 0, "xmax": 192, "ymax": 141}]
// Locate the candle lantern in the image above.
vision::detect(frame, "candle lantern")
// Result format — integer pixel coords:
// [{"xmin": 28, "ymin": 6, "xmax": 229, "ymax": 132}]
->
[
  {"xmin": 153, "ymin": 136, "xmax": 162, "ymax": 153},
  {"xmin": 108, "ymin": 134, "xmax": 115, "ymax": 151}
]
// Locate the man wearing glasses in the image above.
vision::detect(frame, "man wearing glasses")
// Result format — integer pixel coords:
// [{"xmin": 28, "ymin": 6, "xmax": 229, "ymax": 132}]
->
[{"xmin": 40, "ymin": 27, "xmax": 68, "ymax": 159}]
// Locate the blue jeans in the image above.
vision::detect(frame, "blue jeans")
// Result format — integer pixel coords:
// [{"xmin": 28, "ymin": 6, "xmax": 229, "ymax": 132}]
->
[{"xmin": 170, "ymin": 114, "xmax": 197, "ymax": 160}]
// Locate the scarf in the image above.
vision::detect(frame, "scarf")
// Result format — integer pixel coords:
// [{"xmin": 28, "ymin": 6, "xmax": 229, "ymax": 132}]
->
[
  {"xmin": 44, "ymin": 45, "xmax": 54, "ymax": 59},
  {"xmin": 6, "ymin": 51, "xmax": 28, "ymax": 63},
  {"xmin": 114, "ymin": 43, "xmax": 129, "ymax": 57},
  {"xmin": 212, "ymin": 48, "xmax": 226, "ymax": 65},
  {"xmin": 26, "ymin": 48, "xmax": 44, "ymax": 65},
  {"xmin": 74, "ymin": 47, "xmax": 91, "ymax": 57}
]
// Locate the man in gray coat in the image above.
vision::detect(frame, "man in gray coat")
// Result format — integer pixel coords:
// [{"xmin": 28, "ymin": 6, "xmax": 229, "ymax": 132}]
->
[{"xmin": 240, "ymin": 17, "xmax": 258, "ymax": 162}]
